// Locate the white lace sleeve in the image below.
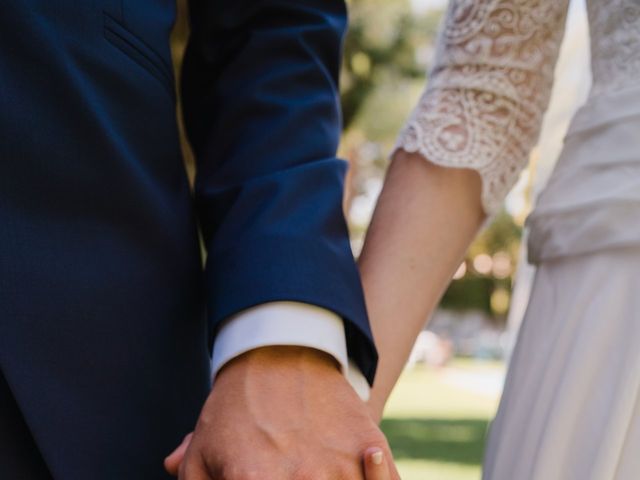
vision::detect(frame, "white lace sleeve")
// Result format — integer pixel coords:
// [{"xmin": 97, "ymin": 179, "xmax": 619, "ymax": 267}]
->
[{"xmin": 396, "ymin": 0, "xmax": 570, "ymax": 215}]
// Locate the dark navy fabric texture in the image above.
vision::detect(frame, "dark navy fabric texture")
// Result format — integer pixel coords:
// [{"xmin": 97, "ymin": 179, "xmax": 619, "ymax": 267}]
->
[{"xmin": 0, "ymin": 0, "xmax": 376, "ymax": 478}]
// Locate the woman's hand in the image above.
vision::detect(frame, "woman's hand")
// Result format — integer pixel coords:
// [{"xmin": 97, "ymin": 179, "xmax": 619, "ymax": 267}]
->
[{"xmin": 363, "ymin": 447, "xmax": 393, "ymax": 480}]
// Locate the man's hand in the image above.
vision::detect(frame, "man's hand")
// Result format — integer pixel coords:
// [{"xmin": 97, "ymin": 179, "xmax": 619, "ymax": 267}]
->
[{"xmin": 164, "ymin": 346, "xmax": 399, "ymax": 479}]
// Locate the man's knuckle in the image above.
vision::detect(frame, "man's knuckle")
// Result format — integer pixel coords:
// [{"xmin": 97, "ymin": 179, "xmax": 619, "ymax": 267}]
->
[
  {"xmin": 359, "ymin": 437, "xmax": 385, "ymax": 452},
  {"xmin": 365, "ymin": 430, "xmax": 389, "ymax": 447}
]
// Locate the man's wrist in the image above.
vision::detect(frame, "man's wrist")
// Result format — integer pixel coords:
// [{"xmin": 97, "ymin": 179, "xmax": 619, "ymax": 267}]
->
[
  {"xmin": 211, "ymin": 302, "xmax": 348, "ymax": 377},
  {"xmin": 216, "ymin": 345, "xmax": 343, "ymax": 384},
  {"xmin": 210, "ymin": 302, "xmax": 371, "ymax": 400}
]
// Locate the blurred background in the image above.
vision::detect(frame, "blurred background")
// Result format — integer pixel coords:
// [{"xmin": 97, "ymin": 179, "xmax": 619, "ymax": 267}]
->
[{"xmin": 172, "ymin": 0, "xmax": 592, "ymax": 478}]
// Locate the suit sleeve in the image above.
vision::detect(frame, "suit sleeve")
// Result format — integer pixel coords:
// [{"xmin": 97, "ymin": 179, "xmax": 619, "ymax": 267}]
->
[{"xmin": 180, "ymin": 0, "xmax": 377, "ymax": 383}]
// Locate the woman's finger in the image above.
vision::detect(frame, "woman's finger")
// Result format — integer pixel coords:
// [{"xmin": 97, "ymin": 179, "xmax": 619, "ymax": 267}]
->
[
  {"xmin": 164, "ymin": 432, "xmax": 193, "ymax": 476},
  {"xmin": 363, "ymin": 447, "xmax": 391, "ymax": 480}
]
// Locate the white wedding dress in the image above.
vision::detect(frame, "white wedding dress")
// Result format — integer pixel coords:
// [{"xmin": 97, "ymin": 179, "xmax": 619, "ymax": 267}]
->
[{"xmin": 396, "ymin": 1, "xmax": 640, "ymax": 478}]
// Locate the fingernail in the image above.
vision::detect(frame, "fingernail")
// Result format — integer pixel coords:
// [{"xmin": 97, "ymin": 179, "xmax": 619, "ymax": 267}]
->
[{"xmin": 372, "ymin": 451, "xmax": 384, "ymax": 465}]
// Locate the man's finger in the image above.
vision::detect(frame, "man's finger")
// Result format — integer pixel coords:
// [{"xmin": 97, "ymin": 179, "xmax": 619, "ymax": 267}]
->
[
  {"xmin": 164, "ymin": 432, "xmax": 193, "ymax": 476},
  {"xmin": 363, "ymin": 447, "xmax": 391, "ymax": 480},
  {"xmin": 178, "ymin": 457, "xmax": 210, "ymax": 480}
]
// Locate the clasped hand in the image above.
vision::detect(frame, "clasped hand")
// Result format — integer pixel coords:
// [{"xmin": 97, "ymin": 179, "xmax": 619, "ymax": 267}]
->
[{"xmin": 163, "ymin": 346, "xmax": 398, "ymax": 480}]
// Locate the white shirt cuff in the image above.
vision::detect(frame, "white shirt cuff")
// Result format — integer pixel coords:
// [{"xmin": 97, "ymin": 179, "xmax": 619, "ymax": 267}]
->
[{"xmin": 211, "ymin": 301, "xmax": 370, "ymax": 401}]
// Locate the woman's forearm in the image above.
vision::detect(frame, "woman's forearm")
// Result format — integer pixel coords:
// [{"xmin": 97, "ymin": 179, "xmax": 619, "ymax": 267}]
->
[{"xmin": 359, "ymin": 150, "xmax": 486, "ymax": 421}]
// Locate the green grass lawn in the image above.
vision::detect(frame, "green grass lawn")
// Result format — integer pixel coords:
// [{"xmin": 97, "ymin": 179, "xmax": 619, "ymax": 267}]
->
[{"xmin": 380, "ymin": 360, "xmax": 505, "ymax": 480}]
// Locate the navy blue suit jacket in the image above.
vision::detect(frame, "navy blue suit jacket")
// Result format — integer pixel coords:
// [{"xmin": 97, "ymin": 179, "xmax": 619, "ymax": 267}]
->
[{"xmin": 0, "ymin": 0, "xmax": 376, "ymax": 478}]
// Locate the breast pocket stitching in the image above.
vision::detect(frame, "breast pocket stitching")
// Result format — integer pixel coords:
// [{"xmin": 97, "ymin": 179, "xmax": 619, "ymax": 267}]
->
[{"xmin": 103, "ymin": 11, "xmax": 176, "ymax": 99}]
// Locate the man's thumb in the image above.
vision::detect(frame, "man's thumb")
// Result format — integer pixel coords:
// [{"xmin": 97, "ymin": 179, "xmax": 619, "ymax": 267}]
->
[{"xmin": 164, "ymin": 432, "xmax": 193, "ymax": 476}]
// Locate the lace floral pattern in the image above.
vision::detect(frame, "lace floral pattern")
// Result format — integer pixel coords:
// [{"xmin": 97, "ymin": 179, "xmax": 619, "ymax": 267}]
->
[{"xmin": 396, "ymin": 0, "xmax": 570, "ymax": 214}]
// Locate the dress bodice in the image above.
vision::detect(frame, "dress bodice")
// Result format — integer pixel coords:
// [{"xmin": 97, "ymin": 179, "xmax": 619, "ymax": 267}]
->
[{"xmin": 396, "ymin": 0, "xmax": 640, "ymax": 217}]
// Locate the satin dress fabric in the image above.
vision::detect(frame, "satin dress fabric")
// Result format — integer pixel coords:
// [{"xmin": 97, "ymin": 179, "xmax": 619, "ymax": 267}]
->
[{"xmin": 484, "ymin": 87, "xmax": 640, "ymax": 479}]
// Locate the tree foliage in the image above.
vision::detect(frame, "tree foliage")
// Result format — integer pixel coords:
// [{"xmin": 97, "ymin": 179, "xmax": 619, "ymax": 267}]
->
[{"xmin": 341, "ymin": 0, "xmax": 441, "ymax": 130}]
